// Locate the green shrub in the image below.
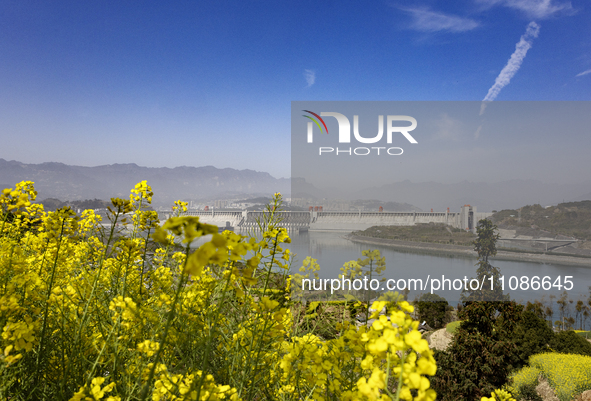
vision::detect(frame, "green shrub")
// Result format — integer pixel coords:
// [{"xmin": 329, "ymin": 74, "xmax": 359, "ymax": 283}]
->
[
  {"xmin": 550, "ymin": 331, "xmax": 591, "ymax": 356},
  {"xmin": 511, "ymin": 312, "xmax": 591, "ymax": 370},
  {"xmin": 517, "ymin": 383, "xmax": 543, "ymax": 401},
  {"xmin": 512, "ymin": 311, "xmax": 555, "ymax": 369}
]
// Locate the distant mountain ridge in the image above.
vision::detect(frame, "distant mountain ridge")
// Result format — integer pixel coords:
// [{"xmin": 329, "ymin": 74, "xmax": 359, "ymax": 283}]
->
[
  {"xmin": 3, "ymin": 159, "xmax": 590, "ymax": 213},
  {"xmin": 352, "ymin": 179, "xmax": 591, "ymax": 212},
  {"xmin": 0, "ymin": 159, "xmax": 290, "ymax": 207},
  {"xmin": 294, "ymin": 178, "xmax": 591, "ymax": 212}
]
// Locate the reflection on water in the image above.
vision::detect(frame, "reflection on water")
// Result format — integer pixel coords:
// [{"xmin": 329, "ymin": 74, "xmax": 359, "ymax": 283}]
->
[{"xmin": 283, "ymin": 231, "xmax": 591, "ymax": 306}]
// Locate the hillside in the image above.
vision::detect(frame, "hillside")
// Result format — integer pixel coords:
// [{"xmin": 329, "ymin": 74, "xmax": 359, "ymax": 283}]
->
[
  {"xmin": 492, "ymin": 201, "xmax": 591, "ymax": 241},
  {"xmin": 353, "ymin": 223, "xmax": 476, "ymax": 246}
]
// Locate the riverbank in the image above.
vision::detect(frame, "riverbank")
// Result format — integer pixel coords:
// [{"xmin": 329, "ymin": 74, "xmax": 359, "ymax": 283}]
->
[{"xmin": 347, "ymin": 234, "xmax": 591, "ymax": 267}]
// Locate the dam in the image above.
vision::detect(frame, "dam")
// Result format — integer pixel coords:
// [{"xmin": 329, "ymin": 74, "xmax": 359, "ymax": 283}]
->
[{"xmin": 159, "ymin": 205, "xmax": 491, "ymax": 233}]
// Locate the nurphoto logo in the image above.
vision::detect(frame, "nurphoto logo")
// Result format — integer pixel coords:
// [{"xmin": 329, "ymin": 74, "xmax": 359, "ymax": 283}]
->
[{"xmin": 302, "ymin": 110, "xmax": 418, "ymax": 156}]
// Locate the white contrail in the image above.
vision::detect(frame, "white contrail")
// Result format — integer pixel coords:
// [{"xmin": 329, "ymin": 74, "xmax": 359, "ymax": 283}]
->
[{"xmin": 480, "ymin": 21, "xmax": 540, "ymax": 115}]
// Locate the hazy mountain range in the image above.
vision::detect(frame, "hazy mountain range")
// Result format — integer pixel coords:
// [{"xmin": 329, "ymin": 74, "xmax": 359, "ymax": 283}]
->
[
  {"xmin": 2, "ymin": 159, "xmax": 590, "ymax": 212},
  {"xmin": 0, "ymin": 159, "xmax": 290, "ymax": 207},
  {"xmin": 293, "ymin": 178, "xmax": 591, "ymax": 212},
  {"xmin": 356, "ymin": 180, "xmax": 591, "ymax": 212}
]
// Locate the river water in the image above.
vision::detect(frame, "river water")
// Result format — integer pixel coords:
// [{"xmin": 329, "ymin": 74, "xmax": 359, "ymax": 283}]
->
[{"xmin": 283, "ymin": 230, "xmax": 591, "ymax": 307}]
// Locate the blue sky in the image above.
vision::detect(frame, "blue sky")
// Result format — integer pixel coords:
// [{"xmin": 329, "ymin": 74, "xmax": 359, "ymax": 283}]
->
[{"xmin": 1, "ymin": 0, "xmax": 590, "ymax": 179}]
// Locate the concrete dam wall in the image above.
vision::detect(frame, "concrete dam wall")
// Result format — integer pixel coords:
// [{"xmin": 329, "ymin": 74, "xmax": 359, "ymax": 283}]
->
[
  {"xmin": 310, "ymin": 211, "xmax": 455, "ymax": 231},
  {"xmin": 160, "ymin": 206, "xmax": 491, "ymax": 233}
]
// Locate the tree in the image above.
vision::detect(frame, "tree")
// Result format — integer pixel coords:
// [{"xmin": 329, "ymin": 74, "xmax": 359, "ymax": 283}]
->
[
  {"xmin": 462, "ymin": 219, "xmax": 509, "ymax": 302},
  {"xmin": 557, "ymin": 291, "xmax": 570, "ymax": 330},
  {"xmin": 525, "ymin": 300, "xmax": 546, "ymax": 320},
  {"xmin": 415, "ymin": 293, "xmax": 452, "ymax": 329},
  {"xmin": 576, "ymin": 299, "xmax": 584, "ymax": 330},
  {"xmin": 431, "ymin": 301, "xmax": 524, "ymax": 400}
]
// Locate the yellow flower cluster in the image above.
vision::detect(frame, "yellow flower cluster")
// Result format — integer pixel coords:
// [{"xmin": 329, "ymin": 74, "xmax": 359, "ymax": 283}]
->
[
  {"xmin": 481, "ymin": 388, "xmax": 516, "ymax": 401},
  {"xmin": 507, "ymin": 365, "xmax": 540, "ymax": 399},
  {"xmin": 0, "ymin": 181, "xmax": 37, "ymax": 212},
  {"xmin": 170, "ymin": 200, "xmax": 189, "ymax": 220},
  {"xmin": 529, "ymin": 353, "xmax": 591, "ymax": 401},
  {"xmin": 70, "ymin": 377, "xmax": 119, "ymax": 401},
  {"xmin": 279, "ymin": 300, "xmax": 437, "ymax": 400},
  {"xmin": 0, "ymin": 181, "xmax": 437, "ymax": 400},
  {"xmin": 130, "ymin": 180, "xmax": 153, "ymax": 204},
  {"xmin": 152, "ymin": 366, "xmax": 240, "ymax": 401}
]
